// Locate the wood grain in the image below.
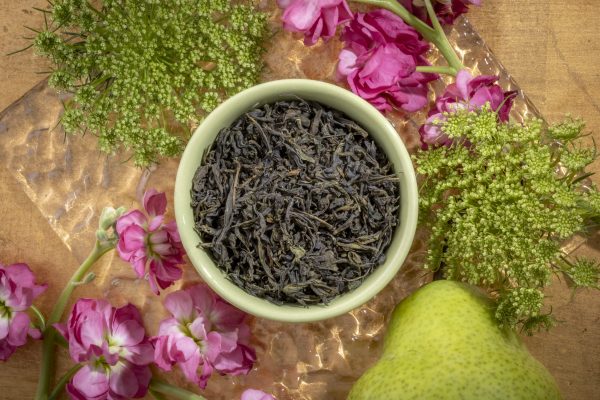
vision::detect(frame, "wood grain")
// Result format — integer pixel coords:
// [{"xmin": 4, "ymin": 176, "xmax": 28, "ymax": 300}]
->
[{"xmin": 0, "ymin": 1, "xmax": 599, "ymax": 399}]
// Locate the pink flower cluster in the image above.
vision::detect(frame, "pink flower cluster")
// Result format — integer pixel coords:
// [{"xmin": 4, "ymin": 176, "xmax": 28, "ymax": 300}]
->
[
  {"xmin": 337, "ymin": 9, "xmax": 437, "ymax": 112},
  {"xmin": 400, "ymin": 0, "xmax": 481, "ymax": 25},
  {"xmin": 0, "ymin": 263, "xmax": 46, "ymax": 361},
  {"xmin": 420, "ymin": 69, "xmax": 517, "ymax": 147},
  {"xmin": 55, "ymin": 299, "xmax": 154, "ymax": 399},
  {"xmin": 116, "ymin": 189, "xmax": 185, "ymax": 294},
  {"xmin": 152, "ymin": 284, "xmax": 256, "ymax": 388},
  {"xmin": 277, "ymin": 0, "xmax": 353, "ymax": 46}
]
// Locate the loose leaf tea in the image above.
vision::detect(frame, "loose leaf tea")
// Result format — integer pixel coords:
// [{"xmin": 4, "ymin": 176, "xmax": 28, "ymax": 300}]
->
[{"xmin": 191, "ymin": 100, "xmax": 400, "ymax": 305}]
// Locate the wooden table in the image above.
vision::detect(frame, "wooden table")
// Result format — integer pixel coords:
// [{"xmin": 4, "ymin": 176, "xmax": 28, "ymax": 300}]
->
[{"xmin": 0, "ymin": 1, "xmax": 598, "ymax": 399}]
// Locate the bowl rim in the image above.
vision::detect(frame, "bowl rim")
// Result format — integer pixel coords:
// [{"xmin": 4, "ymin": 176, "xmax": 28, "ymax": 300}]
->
[{"xmin": 175, "ymin": 79, "xmax": 418, "ymax": 323}]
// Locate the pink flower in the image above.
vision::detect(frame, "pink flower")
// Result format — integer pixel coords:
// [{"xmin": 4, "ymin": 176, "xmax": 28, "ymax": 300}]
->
[
  {"xmin": 55, "ymin": 299, "xmax": 154, "ymax": 400},
  {"xmin": 338, "ymin": 10, "xmax": 437, "ymax": 112},
  {"xmin": 241, "ymin": 389, "xmax": 276, "ymax": 400},
  {"xmin": 116, "ymin": 189, "xmax": 185, "ymax": 294},
  {"xmin": 0, "ymin": 263, "xmax": 46, "ymax": 361},
  {"xmin": 399, "ymin": 0, "xmax": 481, "ymax": 25},
  {"xmin": 278, "ymin": 0, "xmax": 353, "ymax": 46},
  {"xmin": 152, "ymin": 284, "xmax": 256, "ymax": 388},
  {"xmin": 420, "ymin": 69, "xmax": 517, "ymax": 148}
]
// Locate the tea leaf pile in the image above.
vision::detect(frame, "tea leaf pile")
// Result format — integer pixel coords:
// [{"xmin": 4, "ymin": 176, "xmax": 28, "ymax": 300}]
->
[{"xmin": 191, "ymin": 100, "xmax": 400, "ymax": 305}]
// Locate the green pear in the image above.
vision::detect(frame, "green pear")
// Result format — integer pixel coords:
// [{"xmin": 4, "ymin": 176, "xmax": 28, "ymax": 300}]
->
[{"xmin": 348, "ymin": 280, "xmax": 561, "ymax": 400}]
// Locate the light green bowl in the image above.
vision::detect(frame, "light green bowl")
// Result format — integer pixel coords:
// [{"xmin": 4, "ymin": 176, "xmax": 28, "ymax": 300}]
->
[{"xmin": 175, "ymin": 79, "xmax": 418, "ymax": 323}]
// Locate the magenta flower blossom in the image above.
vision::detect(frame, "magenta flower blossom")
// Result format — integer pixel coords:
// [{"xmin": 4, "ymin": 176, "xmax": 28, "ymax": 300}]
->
[
  {"xmin": 338, "ymin": 10, "xmax": 437, "ymax": 112},
  {"xmin": 55, "ymin": 299, "xmax": 153, "ymax": 400},
  {"xmin": 277, "ymin": 0, "xmax": 353, "ymax": 46},
  {"xmin": 0, "ymin": 263, "xmax": 46, "ymax": 361},
  {"xmin": 420, "ymin": 69, "xmax": 517, "ymax": 148},
  {"xmin": 116, "ymin": 189, "xmax": 185, "ymax": 294},
  {"xmin": 152, "ymin": 284, "xmax": 256, "ymax": 388},
  {"xmin": 400, "ymin": 0, "xmax": 481, "ymax": 25},
  {"xmin": 241, "ymin": 389, "xmax": 276, "ymax": 400}
]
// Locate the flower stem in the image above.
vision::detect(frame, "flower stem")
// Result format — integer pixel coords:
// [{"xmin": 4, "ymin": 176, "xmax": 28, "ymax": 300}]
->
[
  {"xmin": 416, "ymin": 65, "xmax": 457, "ymax": 76},
  {"xmin": 422, "ymin": 0, "xmax": 464, "ymax": 71},
  {"xmin": 30, "ymin": 305, "xmax": 46, "ymax": 331},
  {"xmin": 349, "ymin": 0, "xmax": 465, "ymax": 72},
  {"xmin": 149, "ymin": 379, "xmax": 207, "ymax": 400},
  {"xmin": 150, "ymin": 390, "xmax": 168, "ymax": 400},
  {"xmin": 35, "ymin": 240, "xmax": 113, "ymax": 400},
  {"xmin": 48, "ymin": 364, "xmax": 83, "ymax": 400}
]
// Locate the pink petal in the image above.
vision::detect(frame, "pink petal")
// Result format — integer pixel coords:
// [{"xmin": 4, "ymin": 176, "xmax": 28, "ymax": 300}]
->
[
  {"xmin": 0, "ymin": 317, "xmax": 8, "ymax": 340},
  {"xmin": 115, "ymin": 210, "xmax": 147, "ymax": 235},
  {"xmin": 125, "ymin": 340, "xmax": 154, "ymax": 366},
  {"xmin": 143, "ymin": 189, "xmax": 167, "ymax": 217},
  {"xmin": 179, "ymin": 351, "xmax": 203, "ymax": 386},
  {"xmin": 71, "ymin": 366, "xmax": 109, "ymax": 399},
  {"xmin": 241, "ymin": 389, "xmax": 276, "ymax": 400},
  {"xmin": 164, "ymin": 289, "xmax": 194, "ymax": 321},
  {"xmin": 112, "ymin": 319, "xmax": 144, "ymax": 347},
  {"xmin": 152, "ymin": 335, "xmax": 178, "ymax": 370},
  {"xmin": 0, "ymin": 339, "xmax": 16, "ymax": 361},
  {"xmin": 454, "ymin": 69, "xmax": 473, "ymax": 100},
  {"xmin": 282, "ymin": 0, "xmax": 320, "ymax": 31},
  {"xmin": 109, "ymin": 362, "xmax": 139, "ymax": 398},
  {"xmin": 187, "ymin": 284, "xmax": 217, "ymax": 314},
  {"xmin": 173, "ymin": 335, "xmax": 200, "ymax": 361},
  {"xmin": 210, "ymin": 300, "xmax": 246, "ymax": 331},
  {"xmin": 79, "ymin": 311, "xmax": 106, "ymax": 349},
  {"xmin": 4, "ymin": 263, "xmax": 36, "ymax": 287},
  {"xmin": 337, "ymin": 49, "xmax": 358, "ymax": 77},
  {"xmin": 7, "ymin": 312, "xmax": 30, "ymax": 346}
]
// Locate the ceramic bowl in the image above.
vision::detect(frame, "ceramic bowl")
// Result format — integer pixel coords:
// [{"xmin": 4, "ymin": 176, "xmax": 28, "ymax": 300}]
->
[{"xmin": 174, "ymin": 79, "xmax": 418, "ymax": 323}]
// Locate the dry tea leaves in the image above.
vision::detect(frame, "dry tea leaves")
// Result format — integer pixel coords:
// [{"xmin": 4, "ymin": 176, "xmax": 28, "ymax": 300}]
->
[{"xmin": 191, "ymin": 100, "xmax": 400, "ymax": 305}]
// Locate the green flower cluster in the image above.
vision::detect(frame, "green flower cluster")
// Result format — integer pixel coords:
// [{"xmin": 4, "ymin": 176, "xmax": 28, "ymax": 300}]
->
[
  {"xmin": 33, "ymin": 0, "xmax": 268, "ymax": 166},
  {"xmin": 415, "ymin": 108, "xmax": 600, "ymax": 334}
]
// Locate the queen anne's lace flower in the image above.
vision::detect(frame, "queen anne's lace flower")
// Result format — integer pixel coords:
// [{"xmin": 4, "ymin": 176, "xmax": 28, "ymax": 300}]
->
[
  {"xmin": 420, "ymin": 69, "xmax": 517, "ymax": 148},
  {"xmin": 152, "ymin": 284, "xmax": 256, "ymax": 388},
  {"xmin": 0, "ymin": 263, "xmax": 46, "ymax": 361}
]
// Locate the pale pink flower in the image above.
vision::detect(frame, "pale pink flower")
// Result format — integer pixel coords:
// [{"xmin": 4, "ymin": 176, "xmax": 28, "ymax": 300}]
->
[
  {"xmin": 116, "ymin": 189, "xmax": 185, "ymax": 294},
  {"xmin": 0, "ymin": 263, "xmax": 46, "ymax": 361},
  {"xmin": 420, "ymin": 69, "xmax": 517, "ymax": 148},
  {"xmin": 241, "ymin": 389, "xmax": 276, "ymax": 400},
  {"xmin": 278, "ymin": 0, "xmax": 353, "ymax": 46},
  {"xmin": 152, "ymin": 284, "xmax": 256, "ymax": 388},
  {"xmin": 55, "ymin": 299, "xmax": 153, "ymax": 400},
  {"xmin": 338, "ymin": 10, "xmax": 437, "ymax": 112}
]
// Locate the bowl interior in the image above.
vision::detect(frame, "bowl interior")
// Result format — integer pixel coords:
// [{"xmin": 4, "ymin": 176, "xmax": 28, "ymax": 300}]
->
[{"xmin": 175, "ymin": 79, "xmax": 418, "ymax": 323}]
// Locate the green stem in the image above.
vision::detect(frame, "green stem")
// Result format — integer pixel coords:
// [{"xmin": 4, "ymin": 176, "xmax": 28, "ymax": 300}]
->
[
  {"xmin": 349, "ymin": 0, "xmax": 465, "ymax": 72},
  {"xmin": 150, "ymin": 390, "xmax": 168, "ymax": 400},
  {"xmin": 149, "ymin": 380, "xmax": 207, "ymax": 400},
  {"xmin": 48, "ymin": 364, "xmax": 83, "ymax": 400},
  {"xmin": 30, "ymin": 305, "xmax": 46, "ymax": 331},
  {"xmin": 423, "ymin": 0, "xmax": 464, "ymax": 71},
  {"xmin": 416, "ymin": 65, "xmax": 457, "ymax": 76},
  {"xmin": 35, "ymin": 241, "xmax": 113, "ymax": 400},
  {"xmin": 350, "ymin": 0, "xmax": 435, "ymax": 40}
]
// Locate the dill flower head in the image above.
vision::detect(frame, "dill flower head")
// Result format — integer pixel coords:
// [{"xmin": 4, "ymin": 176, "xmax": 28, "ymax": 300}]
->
[
  {"xmin": 415, "ymin": 107, "xmax": 600, "ymax": 334},
  {"xmin": 33, "ymin": 0, "xmax": 268, "ymax": 166}
]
